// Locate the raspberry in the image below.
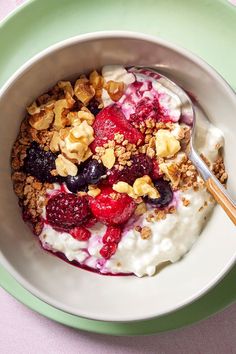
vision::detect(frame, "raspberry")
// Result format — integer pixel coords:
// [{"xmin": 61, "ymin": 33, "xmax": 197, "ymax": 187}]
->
[
  {"xmin": 90, "ymin": 104, "xmax": 144, "ymax": 152},
  {"xmin": 70, "ymin": 226, "xmax": 91, "ymax": 241},
  {"xmin": 130, "ymin": 97, "xmax": 160, "ymax": 123},
  {"xmin": 151, "ymin": 159, "xmax": 163, "ymax": 180},
  {"xmin": 89, "ymin": 186, "xmax": 136, "ymax": 225},
  {"xmin": 46, "ymin": 193, "xmax": 91, "ymax": 229},
  {"xmin": 100, "ymin": 242, "xmax": 117, "ymax": 259},
  {"xmin": 24, "ymin": 141, "xmax": 62, "ymax": 183},
  {"xmin": 102, "ymin": 226, "xmax": 122, "ymax": 244},
  {"xmin": 108, "ymin": 154, "xmax": 152, "ymax": 185},
  {"xmin": 129, "ymin": 96, "xmax": 170, "ymax": 124},
  {"xmin": 85, "ymin": 216, "xmax": 97, "ymax": 228}
]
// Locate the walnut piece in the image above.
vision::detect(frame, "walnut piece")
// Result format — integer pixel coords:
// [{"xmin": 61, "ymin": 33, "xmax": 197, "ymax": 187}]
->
[
  {"xmin": 101, "ymin": 148, "xmax": 116, "ymax": 169},
  {"xmin": 155, "ymin": 129, "xmax": 180, "ymax": 158},
  {"xmin": 133, "ymin": 175, "xmax": 160, "ymax": 199},
  {"xmin": 29, "ymin": 110, "xmax": 54, "ymax": 130},
  {"xmin": 74, "ymin": 77, "xmax": 95, "ymax": 105},
  {"xmin": 55, "ymin": 154, "xmax": 78, "ymax": 177}
]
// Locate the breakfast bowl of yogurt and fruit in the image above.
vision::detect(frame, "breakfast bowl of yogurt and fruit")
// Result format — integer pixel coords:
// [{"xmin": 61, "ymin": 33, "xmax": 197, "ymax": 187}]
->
[{"xmin": 0, "ymin": 32, "xmax": 235, "ymax": 321}]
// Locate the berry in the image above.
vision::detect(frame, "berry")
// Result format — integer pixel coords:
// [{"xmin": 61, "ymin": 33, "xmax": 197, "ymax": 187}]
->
[
  {"xmin": 89, "ymin": 186, "xmax": 136, "ymax": 225},
  {"xmin": 130, "ymin": 97, "xmax": 161, "ymax": 123},
  {"xmin": 70, "ymin": 226, "xmax": 91, "ymax": 241},
  {"xmin": 90, "ymin": 104, "xmax": 144, "ymax": 152},
  {"xmin": 151, "ymin": 159, "xmax": 163, "ymax": 180},
  {"xmin": 100, "ymin": 242, "xmax": 117, "ymax": 259},
  {"xmin": 24, "ymin": 141, "xmax": 61, "ymax": 183},
  {"xmin": 83, "ymin": 159, "xmax": 106, "ymax": 184},
  {"xmin": 85, "ymin": 216, "xmax": 97, "ymax": 228},
  {"xmin": 108, "ymin": 154, "xmax": 152, "ymax": 185},
  {"xmin": 46, "ymin": 193, "xmax": 91, "ymax": 229},
  {"xmin": 87, "ymin": 98, "xmax": 101, "ymax": 116},
  {"xmin": 102, "ymin": 226, "xmax": 122, "ymax": 244},
  {"xmin": 145, "ymin": 179, "xmax": 173, "ymax": 208},
  {"xmin": 66, "ymin": 174, "xmax": 86, "ymax": 193}
]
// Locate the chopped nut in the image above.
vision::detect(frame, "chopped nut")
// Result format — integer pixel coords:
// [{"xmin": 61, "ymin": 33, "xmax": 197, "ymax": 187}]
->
[
  {"xmin": 57, "ymin": 80, "xmax": 74, "ymax": 99},
  {"xmin": 141, "ymin": 226, "xmax": 152, "ymax": 240},
  {"xmin": 69, "ymin": 107, "xmax": 95, "ymax": 127},
  {"xmin": 50, "ymin": 131, "xmax": 61, "ymax": 152},
  {"xmin": 89, "ymin": 70, "xmax": 104, "ymax": 98},
  {"xmin": 104, "ymin": 80, "xmax": 124, "ymax": 101},
  {"xmin": 87, "ymin": 185, "xmax": 101, "ymax": 197},
  {"xmin": 55, "ymin": 154, "xmax": 78, "ymax": 177},
  {"xmin": 53, "ymin": 99, "xmax": 70, "ymax": 129},
  {"xmin": 155, "ymin": 129, "xmax": 180, "ymax": 158},
  {"xmin": 135, "ymin": 202, "xmax": 147, "ymax": 216},
  {"xmin": 74, "ymin": 77, "xmax": 95, "ymax": 105},
  {"xmin": 62, "ymin": 121, "xmax": 94, "ymax": 164},
  {"xmin": 27, "ymin": 100, "xmax": 55, "ymax": 115},
  {"xmin": 146, "ymin": 147, "xmax": 155, "ymax": 159},
  {"xmin": 101, "ymin": 148, "xmax": 116, "ymax": 169},
  {"xmin": 159, "ymin": 162, "xmax": 181, "ymax": 187},
  {"xmin": 133, "ymin": 175, "xmax": 160, "ymax": 199},
  {"xmin": 77, "ymin": 108, "xmax": 95, "ymax": 126},
  {"xmin": 113, "ymin": 181, "xmax": 137, "ymax": 199},
  {"xmin": 29, "ymin": 110, "xmax": 54, "ymax": 130},
  {"xmin": 77, "ymin": 191, "xmax": 87, "ymax": 197}
]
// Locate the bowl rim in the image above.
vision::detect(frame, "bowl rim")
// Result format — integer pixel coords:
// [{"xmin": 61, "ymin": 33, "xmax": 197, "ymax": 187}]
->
[{"xmin": 0, "ymin": 30, "xmax": 236, "ymax": 322}]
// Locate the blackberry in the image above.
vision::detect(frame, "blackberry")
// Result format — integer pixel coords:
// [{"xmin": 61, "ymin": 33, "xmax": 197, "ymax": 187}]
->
[{"xmin": 23, "ymin": 142, "xmax": 62, "ymax": 183}]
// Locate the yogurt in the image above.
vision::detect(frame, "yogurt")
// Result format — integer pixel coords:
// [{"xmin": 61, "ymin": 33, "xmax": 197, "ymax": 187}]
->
[{"xmin": 39, "ymin": 66, "xmax": 224, "ymax": 277}]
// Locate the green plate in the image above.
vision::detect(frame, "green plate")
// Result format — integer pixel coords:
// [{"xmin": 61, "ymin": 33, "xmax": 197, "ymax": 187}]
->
[{"xmin": 0, "ymin": 0, "xmax": 236, "ymax": 335}]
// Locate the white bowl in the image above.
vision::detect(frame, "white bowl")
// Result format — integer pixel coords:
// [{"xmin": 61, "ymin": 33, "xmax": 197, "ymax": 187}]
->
[{"xmin": 0, "ymin": 32, "xmax": 235, "ymax": 322}]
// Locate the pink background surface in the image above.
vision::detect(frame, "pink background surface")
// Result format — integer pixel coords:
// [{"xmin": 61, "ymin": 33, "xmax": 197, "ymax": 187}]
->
[{"xmin": 1, "ymin": 1, "xmax": 236, "ymax": 353}]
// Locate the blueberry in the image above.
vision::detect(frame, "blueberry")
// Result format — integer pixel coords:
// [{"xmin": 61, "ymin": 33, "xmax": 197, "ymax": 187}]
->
[
  {"xmin": 146, "ymin": 179, "xmax": 173, "ymax": 208},
  {"xmin": 83, "ymin": 159, "xmax": 106, "ymax": 184},
  {"xmin": 66, "ymin": 174, "xmax": 87, "ymax": 193},
  {"xmin": 23, "ymin": 141, "xmax": 62, "ymax": 183}
]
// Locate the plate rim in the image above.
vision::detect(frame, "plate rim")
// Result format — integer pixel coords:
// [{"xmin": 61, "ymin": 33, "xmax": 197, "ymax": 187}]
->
[
  {"xmin": 0, "ymin": 0, "xmax": 236, "ymax": 334},
  {"xmin": 1, "ymin": 265, "xmax": 236, "ymax": 335},
  {"xmin": 1, "ymin": 30, "xmax": 236, "ymax": 322}
]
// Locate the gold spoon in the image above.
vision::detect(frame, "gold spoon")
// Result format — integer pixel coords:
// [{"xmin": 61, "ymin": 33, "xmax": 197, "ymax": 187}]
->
[{"xmin": 132, "ymin": 67, "xmax": 236, "ymax": 225}]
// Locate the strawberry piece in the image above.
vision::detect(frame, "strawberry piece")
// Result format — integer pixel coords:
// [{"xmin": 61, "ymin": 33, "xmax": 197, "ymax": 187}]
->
[
  {"xmin": 102, "ymin": 226, "xmax": 122, "ymax": 244},
  {"xmin": 90, "ymin": 104, "xmax": 144, "ymax": 152},
  {"xmin": 70, "ymin": 226, "xmax": 91, "ymax": 241},
  {"xmin": 89, "ymin": 186, "xmax": 136, "ymax": 225},
  {"xmin": 100, "ymin": 242, "xmax": 117, "ymax": 259}
]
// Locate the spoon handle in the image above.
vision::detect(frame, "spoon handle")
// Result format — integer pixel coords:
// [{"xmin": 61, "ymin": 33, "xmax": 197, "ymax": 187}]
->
[
  {"xmin": 189, "ymin": 149, "xmax": 236, "ymax": 226},
  {"xmin": 206, "ymin": 177, "xmax": 236, "ymax": 225}
]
